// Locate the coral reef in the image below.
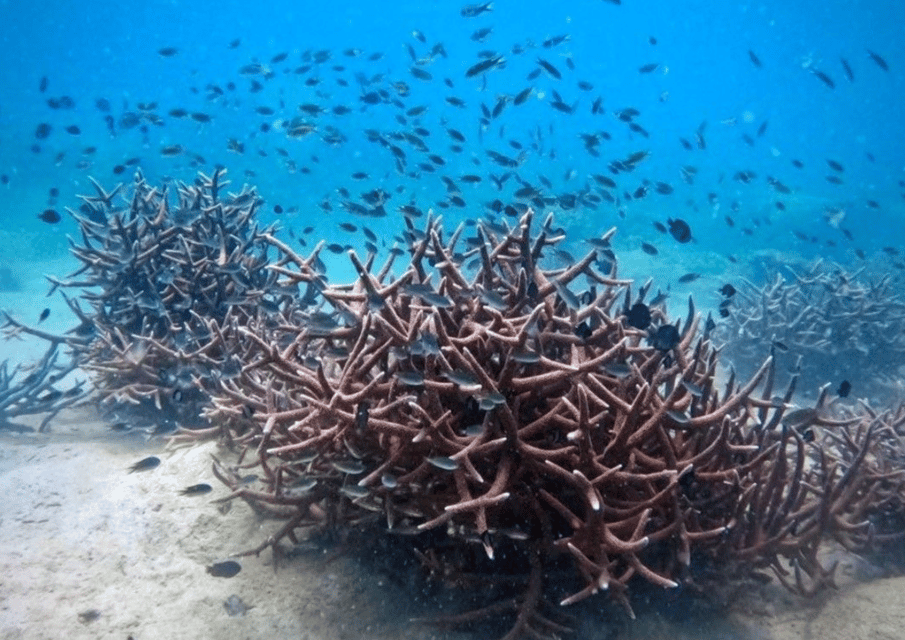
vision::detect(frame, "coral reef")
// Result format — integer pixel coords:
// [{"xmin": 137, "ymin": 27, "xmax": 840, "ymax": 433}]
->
[
  {"xmin": 194, "ymin": 209, "xmax": 897, "ymax": 638},
  {"xmin": 16, "ymin": 168, "xmax": 905, "ymax": 638},
  {"xmin": 717, "ymin": 259, "xmax": 905, "ymax": 401},
  {"xmin": 35, "ymin": 169, "xmax": 286, "ymax": 428}
]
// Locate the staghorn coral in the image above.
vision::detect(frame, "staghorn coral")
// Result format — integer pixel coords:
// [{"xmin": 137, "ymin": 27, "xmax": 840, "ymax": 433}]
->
[
  {"xmin": 32, "ymin": 168, "xmax": 288, "ymax": 428},
  {"xmin": 717, "ymin": 259, "xmax": 905, "ymax": 401},
  {"xmin": 193, "ymin": 209, "xmax": 895, "ymax": 639},
  {"xmin": 0, "ymin": 337, "xmax": 86, "ymax": 432}
]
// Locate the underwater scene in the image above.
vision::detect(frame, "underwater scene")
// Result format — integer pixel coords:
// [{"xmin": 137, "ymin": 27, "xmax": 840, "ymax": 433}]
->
[{"xmin": 1, "ymin": 0, "xmax": 904, "ymax": 638}]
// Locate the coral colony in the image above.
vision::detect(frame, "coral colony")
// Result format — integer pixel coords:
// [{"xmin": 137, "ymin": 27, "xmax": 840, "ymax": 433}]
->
[
  {"xmin": 719, "ymin": 260, "xmax": 905, "ymax": 402},
  {"xmin": 7, "ymin": 171, "xmax": 905, "ymax": 639}
]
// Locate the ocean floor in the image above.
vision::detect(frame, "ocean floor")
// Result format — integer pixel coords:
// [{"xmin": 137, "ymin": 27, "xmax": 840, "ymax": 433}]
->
[{"xmin": 2, "ymin": 406, "xmax": 905, "ymax": 640}]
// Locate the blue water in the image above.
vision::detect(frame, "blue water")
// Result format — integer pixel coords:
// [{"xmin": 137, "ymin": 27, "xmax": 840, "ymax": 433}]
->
[{"xmin": 1, "ymin": 0, "xmax": 902, "ymax": 280}]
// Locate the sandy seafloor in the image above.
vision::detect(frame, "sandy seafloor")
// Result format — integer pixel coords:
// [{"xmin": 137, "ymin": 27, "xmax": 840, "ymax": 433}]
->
[{"xmin": 2, "ymin": 261, "xmax": 905, "ymax": 640}]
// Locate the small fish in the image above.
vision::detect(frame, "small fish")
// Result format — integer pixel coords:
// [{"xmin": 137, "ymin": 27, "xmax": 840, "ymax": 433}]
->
[
  {"xmin": 641, "ymin": 242, "xmax": 658, "ymax": 255},
  {"xmin": 678, "ymin": 272, "xmax": 701, "ymax": 283},
  {"xmin": 811, "ymin": 68, "xmax": 835, "ymax": 89},
  {"xmin": 340, "ymin": 485, "xmax": 370, "ymax": 499},
  {"xmin": 206, "ymin": 560, "xmax": 241, "ymax": 578},
  {"xmin": 552, "ymin": 279, "xmax": 581, "ymax": 310},
  {"xmin": 651, "ymin": 324, "xmax": 680, "ymax": 351},
  {"xmin": 38, "ymin": 209, "xmax": 61, "ymax": 224},
  {"xmin": 625, "ymin": 302, "xmax": 651, "ymax": 330},
  {"xmin": 837, "ymin": 380, "xmax": 851, "ymax": 398},
  {"xmin": 461, "ymin": 2, "xmax": 493, "ymax": 17},
  {"xmin": 180, "ymin": 483, "xmax": 212, "ymax": 496},
  {"xmin": 223, "ymin": 595, "xmax": 252, "ymax": 617},
  {"xmin": 668, "ymin": 218, "xmax": 692, "ymax": 243},
  {"xmin": 396, "ymin": 370, "xmax": 425, "ymax": 386},
  {"xmin": 784, "ymin": 408, "xmax": 819, "ymax": 430},
  {"xmin": 866, "ymin": 49, "xmax": 889, "ymax": 71},
  {"xmin": 748, "ymin": 50, "xmax": 762, "ymax": 68},
  {"xmin": 840, "ymin": 57, "xmax": 854, "ymax": 82},
  {"xmin": 536, "ymin": 57, "xmax": 562, "ymax": 79},
  {"xmin": 719, "ymin": 284, "xmax": 736, "ymax": 297},
  {"xmin": 157, "ymin": 47, "xmax": 179, "ymax": 57},
  {"xmin": 604, "ymin": 362, "xmax": 632, "ymax": 378},
  {"xmin": 38, "ymin": 308, "xmax": 50, "ymax": 323},
  {"xmin": 444, "ymin": 369, "xmax": 480, "ymax": 388},
  {"xmin": 128, "ymin": 456, "xmax": 161, "ymax": 473},
  {"xmin": 426, "ymin": 456, "xmax": 459, "ymax": 471},
  {"xmin": 465, "ymin": 54, "xmax": 505, "ymax": 78},
  {"xmin": 332, "ymin": 459, "xmax": 366, "ymax": 474},
  {"xmin": 77, "ymin": 609, "xmax": 101, "ymax": 624}
]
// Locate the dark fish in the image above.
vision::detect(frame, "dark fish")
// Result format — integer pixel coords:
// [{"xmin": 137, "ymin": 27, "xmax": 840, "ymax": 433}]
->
[
  {"xmin": 158, "ymin": 47, "xmax": 178, "ymax": 57},
  {"xmin": 719, "ymin": 284, "xmax": 736, "ymax": 297},
  {"xmin": 651, "ymin": 324, "xmax": 680, "ymax": 351},
  {"xmin": 38, "ymin": 308, "xmax": 50, "ymax": 323},
  {"xmin": 748, "ymin": 50, "xmax": 762, "ymax": 68},
  {"xmin": 837, "ymin": 380, "xmax": 851, "ymax": 398},
  {"xmin": 180, "ymin": 483, "xmax": 213, "ymax": 496},
  {"xmin": 465, "ymin": 54, "xmax": 505, "ymax": 78},
  {"xmin": 826, "ymin": 159, "xmax": 844, "ymax": 172},
  {"xmin": 39, "ymin": 76, "xmax": 48, "ymax": 92},
  {"xmin": 638, "ymin": 62, "xmax": 660, "ymax": 73},
  {"xmin": 536, "ymin": 58, "xmax": 562, "ymax": 79},
  {"xmin": 626, "ymin": 302, "xmax": 651, "ymax": 330},
  {"xmin": 461, "ymin": 2, "xmax": 493, "ymax": 17},
  {"xmin": 38, "ymin": 209, "xmax": 61, "ymax": 224},
  {"xmin": 811, "ymin": 68, "xmax": 835, "ymax": 89},
  {"xmin": 667, "ymin": 218, "xmax": 692, "ymax": 243},
  {"xmin": 678, "ymin": 272, "xmax": 701, "ymax": 283},
  {"xmin": 35, "ymin": 123, "xmax": 52, "ymax": 139},
  {"xmin": 840, "ymin": 57, "xmax": 854, "ymax": 82},
  {"xmin": 128, "ymin": 456, "xmax": 161, "ymax": 473},
  {"xmin": 866, "ymin": 49, "xmax": 889, "ymax": 71},
  {"xmin": 206, "ymin": 560, "xmax": 241, "ymax": 578},
  {"xmin": 64, "ymin": 125, "xmax": 81, "ymax": 135},
  {"xmin": 641, "ymin": 242, "xmax": 658, "ymax": 255}
]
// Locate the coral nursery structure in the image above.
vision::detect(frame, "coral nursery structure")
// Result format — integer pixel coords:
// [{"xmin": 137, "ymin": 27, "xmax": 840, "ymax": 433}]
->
[{"xmin": 196, "ymin": 208, "xmax": 902, "ymax": 638}]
